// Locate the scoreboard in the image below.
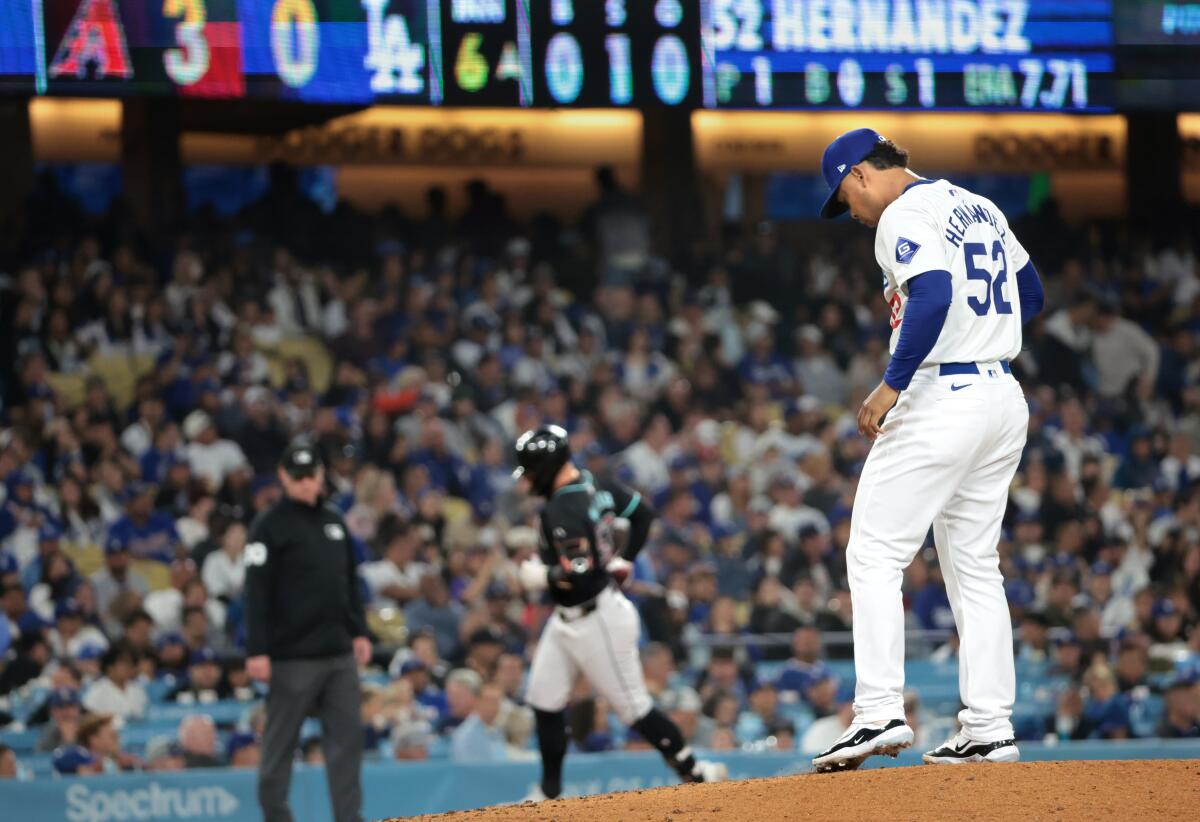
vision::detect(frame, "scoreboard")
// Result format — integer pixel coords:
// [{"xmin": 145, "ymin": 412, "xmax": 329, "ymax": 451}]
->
[
  {"xmin": 701, "ymin": 0, "xmax": 1115, "ymax": 112},
  {"xmin": 0, "ymin": 0, "xmax": 701, "ymax": 107},
  {"xmin": 1114, "ymin": 0, "xmax": 1200, "ymax": 108},
  {"xmin": 0, "ymin": 1, "xmax": 1163, "ymax": 113}
]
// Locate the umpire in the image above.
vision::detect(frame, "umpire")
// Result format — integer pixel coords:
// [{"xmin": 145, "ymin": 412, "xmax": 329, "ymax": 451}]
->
[{"xmin": 245, "ymin": 441, "xmax": 371, "ymax": 822}]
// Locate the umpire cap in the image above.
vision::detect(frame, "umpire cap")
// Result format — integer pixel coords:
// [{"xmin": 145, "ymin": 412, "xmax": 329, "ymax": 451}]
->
[
  {"xmin": 512, "ymin": 425, "xmax": 571, "ymax": 498},
  {"xmin": 280, "ymin": 440, "xmax": 323, "ymax": 479}
]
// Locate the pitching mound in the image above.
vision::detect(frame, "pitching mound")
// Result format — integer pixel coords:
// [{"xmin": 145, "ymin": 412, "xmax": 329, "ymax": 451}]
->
[{"xmin": 394, "ymin": 760, "xmax": 1199, "ymax": 821}]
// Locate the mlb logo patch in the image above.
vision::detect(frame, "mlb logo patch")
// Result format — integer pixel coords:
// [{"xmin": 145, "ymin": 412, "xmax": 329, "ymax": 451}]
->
[
  {"xmin": 325, "ymin": 523, "xmax": 346, "ymax": 541},
  {"xmin": 895, "ymin": 237, "xmax": 921, "ymax": 264}
]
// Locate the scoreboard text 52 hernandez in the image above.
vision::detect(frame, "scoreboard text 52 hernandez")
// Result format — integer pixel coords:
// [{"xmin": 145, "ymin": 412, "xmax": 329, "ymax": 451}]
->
[{"xmin": 702, "ymin": 0, "xmax": 1114, "ymax": 111}]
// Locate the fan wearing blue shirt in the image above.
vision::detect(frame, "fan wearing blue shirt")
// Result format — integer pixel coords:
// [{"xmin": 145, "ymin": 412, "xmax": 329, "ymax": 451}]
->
[{"xmin": 105, "ymin": 483, "xmax": 180, "ymax": 564}]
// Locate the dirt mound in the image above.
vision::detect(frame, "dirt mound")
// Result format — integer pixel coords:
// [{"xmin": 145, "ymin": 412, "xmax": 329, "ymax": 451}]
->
[{"xmin": 395, "ymin": 760, "xmax": 1199, "ymax": 822}]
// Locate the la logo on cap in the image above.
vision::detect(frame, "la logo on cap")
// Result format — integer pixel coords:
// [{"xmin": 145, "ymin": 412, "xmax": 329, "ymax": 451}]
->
[
  {"xmin": 837, "ymin": 164, "xmax": 846, "ymax": 173},
  {"xmin": 295, "ymin": 451, "xmax": 312, "ymax": 465}
]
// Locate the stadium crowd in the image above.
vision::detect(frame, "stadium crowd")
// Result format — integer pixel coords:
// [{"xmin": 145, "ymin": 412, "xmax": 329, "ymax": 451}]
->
[{"xmin": 0, "ymin": 168, "xmax": 1198, "ymax": 780}]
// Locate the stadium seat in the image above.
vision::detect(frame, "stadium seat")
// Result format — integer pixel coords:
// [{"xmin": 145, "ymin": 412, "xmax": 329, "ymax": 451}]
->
[
  {"xmin": 0, "ymin": 728, "xmax": 41, "ymax": 754},
  {"xmin": 145, "ymin": 700, "xmax": 249, "ymax": 727},
  {"xmin": 44, "ymin": 372, "xmax": 86, "ymax": 408}
]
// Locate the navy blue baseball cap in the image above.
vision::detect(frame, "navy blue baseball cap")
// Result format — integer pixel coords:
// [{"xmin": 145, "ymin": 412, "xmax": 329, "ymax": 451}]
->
[
  {"xmin": 53, "ymin": 744, "xmax": 96, "ymax": 774},
  {"xmin": 189, "ymin": 647, "xmax": 219, "ymax": 666},
  {"xmin": 819, "ymin": 128, "xmax": 887, "ymax": 218},
  {"xmin": 227, "ymin": 731, "xmax": 260, "ymax": 759},
  {"xmin": 48, "ymin": 687, "xmax": 81, "ymax": 708}
]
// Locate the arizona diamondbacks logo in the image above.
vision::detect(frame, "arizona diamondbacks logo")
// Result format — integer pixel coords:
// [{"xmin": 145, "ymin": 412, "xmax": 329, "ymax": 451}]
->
[{"xmin": 895, "ymin": 237, "xmax": 921, "ymax": 264}]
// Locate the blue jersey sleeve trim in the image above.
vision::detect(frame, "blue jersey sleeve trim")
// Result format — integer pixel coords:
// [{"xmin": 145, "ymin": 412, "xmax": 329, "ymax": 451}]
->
[
  {"xmin": 883, "ymin": 269, "xmax": 953, "ymax": 391},
  {"xmin": 1015, "ymin": 260, "xmax": 1045, "ymax": 323}
]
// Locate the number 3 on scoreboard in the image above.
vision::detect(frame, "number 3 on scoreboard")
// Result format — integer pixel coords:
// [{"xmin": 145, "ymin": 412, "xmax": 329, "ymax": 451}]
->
[{"xmin": 163, "ymin": 0, "xmax": 210, "ymax": 86}]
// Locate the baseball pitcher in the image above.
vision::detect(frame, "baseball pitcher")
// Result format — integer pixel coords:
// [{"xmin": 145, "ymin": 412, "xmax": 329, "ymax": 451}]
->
[{"xmin": 810, "ymin": 129, "xmax": 1045, "ymax": 771}]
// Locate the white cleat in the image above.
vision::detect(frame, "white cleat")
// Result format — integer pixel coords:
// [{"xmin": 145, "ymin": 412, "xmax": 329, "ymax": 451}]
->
[
  {"xmin": 691, "ymin": 759, "xmax": 729, "ymax": 783},
  {"xmin": 520, "ymin": 785, "xmax": 552, "ymax": 803},
  {"xmin": 811, "ymin": 719, "xmax": 915, "ymax": 773},
  {"xmin": 922, "ymin": 732, "xmax": 1020, "ymax": 765}
]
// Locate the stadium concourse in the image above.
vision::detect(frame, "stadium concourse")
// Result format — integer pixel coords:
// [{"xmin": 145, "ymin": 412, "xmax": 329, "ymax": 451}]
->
[{"xmin": 0, "ymin": 170, "xmax": 1198, "ymax": 803}]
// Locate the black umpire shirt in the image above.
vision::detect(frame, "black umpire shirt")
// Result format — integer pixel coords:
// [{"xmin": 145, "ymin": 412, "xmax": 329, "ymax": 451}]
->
[
  {"xmin": 538, "ymin": 469, "xmax": 655, "ymax": 607},
  {"xmin": 244, "ymin": 496, "xmax": 367, "ymax": 660}
]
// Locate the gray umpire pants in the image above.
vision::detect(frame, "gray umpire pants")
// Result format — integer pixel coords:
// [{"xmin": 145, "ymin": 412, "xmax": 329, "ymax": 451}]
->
[{"xmin": 258, "ymin": 654, "xmax": 363, "ymax": 822}]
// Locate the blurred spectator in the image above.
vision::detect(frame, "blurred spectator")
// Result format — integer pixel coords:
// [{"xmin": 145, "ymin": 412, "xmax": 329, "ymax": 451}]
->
[
  {"xmin": 82, "ymin": 642, "xmax": 148, "ymax": 720},
  {"xmin": 405, "ymin": 574, "xmax": 463, "ymax": 660},
  {"xmin": 463, "ymin": 627, "xmax": 505, "ymax": 681},
  {"xmin": 168, "ymin": 648, "xmax": 230, "ymax": 704},
  {"xmin": 91, "ymin": 535, "xmax": 150, "ymax": 635},
  {"xmin": 392, "ymin": 718, "xmax": 432, "ymax": 761},
  {"xmin": 450, "ymin": 682, "xmax": 508, "ymax": 762},
  {"xmin": 36, "ymin": 687, "xmax": 82, "ymax": 752},
  {"xmin": 0, "ymin": 631, "xmax": 53, "ymax": 694},
  {"xmin": 143, "ymin": 559, "xmax": 202, "ymax": 633},
  {"xmin": 360, "ymin": 522, "xmax": 426, "ymax": 606},
  {"xmin": 776, "ymin": 627, "xmax": 830, "ymax": 701},
  {"xmin": 568, "ymin": 696, "xmax": 614, "ymax": 753},
  {"xmin": 1090, "ymin": 298, "xmax": 1159, "ymax": 402},
  {"xmin": 1080, "ymin": 664, "xmax": 1132, "ymax": 740},
  {"xmin": 1159, "ymin": 679, "xmax": 1200, "ymax": 738},
  {"xmin": 659, "ymin": 686, "xmax": 707, "ymax": 747},
  {"xmin": 201, "ymin": 521, "xmax": 247, "ymax": 602},
  {"xmin": 78, "ymin": 713, "xmax": 137, "ymax": 773},
  {"xmin": 227, "ymin": 731, "xmax": 262, "ymax": 768},
  {"xmin": 183, "ymin": 411, "xmax": 250, "ymax": 492},
  {"xmin": 144, "ymin": 737, "xmax": 187, "ymax": 772},
  {"xmin": 438, "ymin": 668, "xmax": 482, "ymax": 734},
  {"xmin": 104, "ymin": 482, "xmax": 181, "ymax": 564},
  {"xmin": 49, "ymin": 598, "xmax": 109, "ymax": 658},
  {"xmin": 695, "ymin": 647, "xmax": 754, "ymax": 705},
  {"xmin": 178, "ymin": 714, "xmax": 221, "ymax": 768},
  {"xmin": 0, "ymin": 743, "xmax": 17, "ymax": 779},
  {"xmin": 800, "ymin": 702, "xmax": 854, "ymax": 755},
  {"xmin": 301, "ymin": 737, "xmax": 324, "ymax": 765}
]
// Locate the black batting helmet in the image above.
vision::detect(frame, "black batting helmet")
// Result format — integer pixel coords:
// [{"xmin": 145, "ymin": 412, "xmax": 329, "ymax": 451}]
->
[{"xmin": 512, "ymin": 425, "xmax": 571, "ymax": 497}]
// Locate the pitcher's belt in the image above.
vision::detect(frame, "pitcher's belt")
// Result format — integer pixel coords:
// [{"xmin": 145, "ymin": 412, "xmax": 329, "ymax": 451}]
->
[{"xmin": 939, "ymin": 361, "xmax": 1011, "ymax": 376}]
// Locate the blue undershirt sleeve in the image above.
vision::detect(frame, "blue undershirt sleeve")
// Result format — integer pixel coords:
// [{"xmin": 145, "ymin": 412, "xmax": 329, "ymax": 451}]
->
[
  {"xmin": 882, "ymin": 270, "xmax": 953, "ymax": 391},
  {"xmin": 1015, "ymin": 260, "xmax": 1044, "ymax": 323}
]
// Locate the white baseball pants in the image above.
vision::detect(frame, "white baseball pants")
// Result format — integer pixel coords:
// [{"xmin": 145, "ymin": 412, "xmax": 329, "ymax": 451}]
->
[
  {"xmin": 525, "ymin": 586, "xmax": 653, "ymax": 725},
  {"xmin": 848, "ymin": 361, "xmax": 1028, "ymax": 742}
]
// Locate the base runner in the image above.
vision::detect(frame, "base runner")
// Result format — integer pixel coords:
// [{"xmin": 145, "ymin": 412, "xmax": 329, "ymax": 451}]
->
[{"xmin": 512, "ymin": 425, "xmax": 727, "ymax": 800}]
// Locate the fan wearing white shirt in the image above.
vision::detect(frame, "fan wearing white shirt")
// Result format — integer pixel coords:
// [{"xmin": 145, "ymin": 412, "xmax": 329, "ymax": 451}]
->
[
  {"xmin": 182, "ymin": 410, "xmax": 250, "ymax": 492},
  {"xmin": 202, "ymin": 522, "xmax": 248, "ymax": 602},
  {"xmin": 82, "ymin": 642, "xmax": 148, "ymax": 721},
  {"xmin": 359, "ymin": 523, "xmax": 428, "ymax": 606}
]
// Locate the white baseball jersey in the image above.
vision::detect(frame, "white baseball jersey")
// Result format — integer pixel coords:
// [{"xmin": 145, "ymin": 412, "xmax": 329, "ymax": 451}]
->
[{"xmin": 875, "ymin": 179, "xmax": 1031, "ymax": 365}]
